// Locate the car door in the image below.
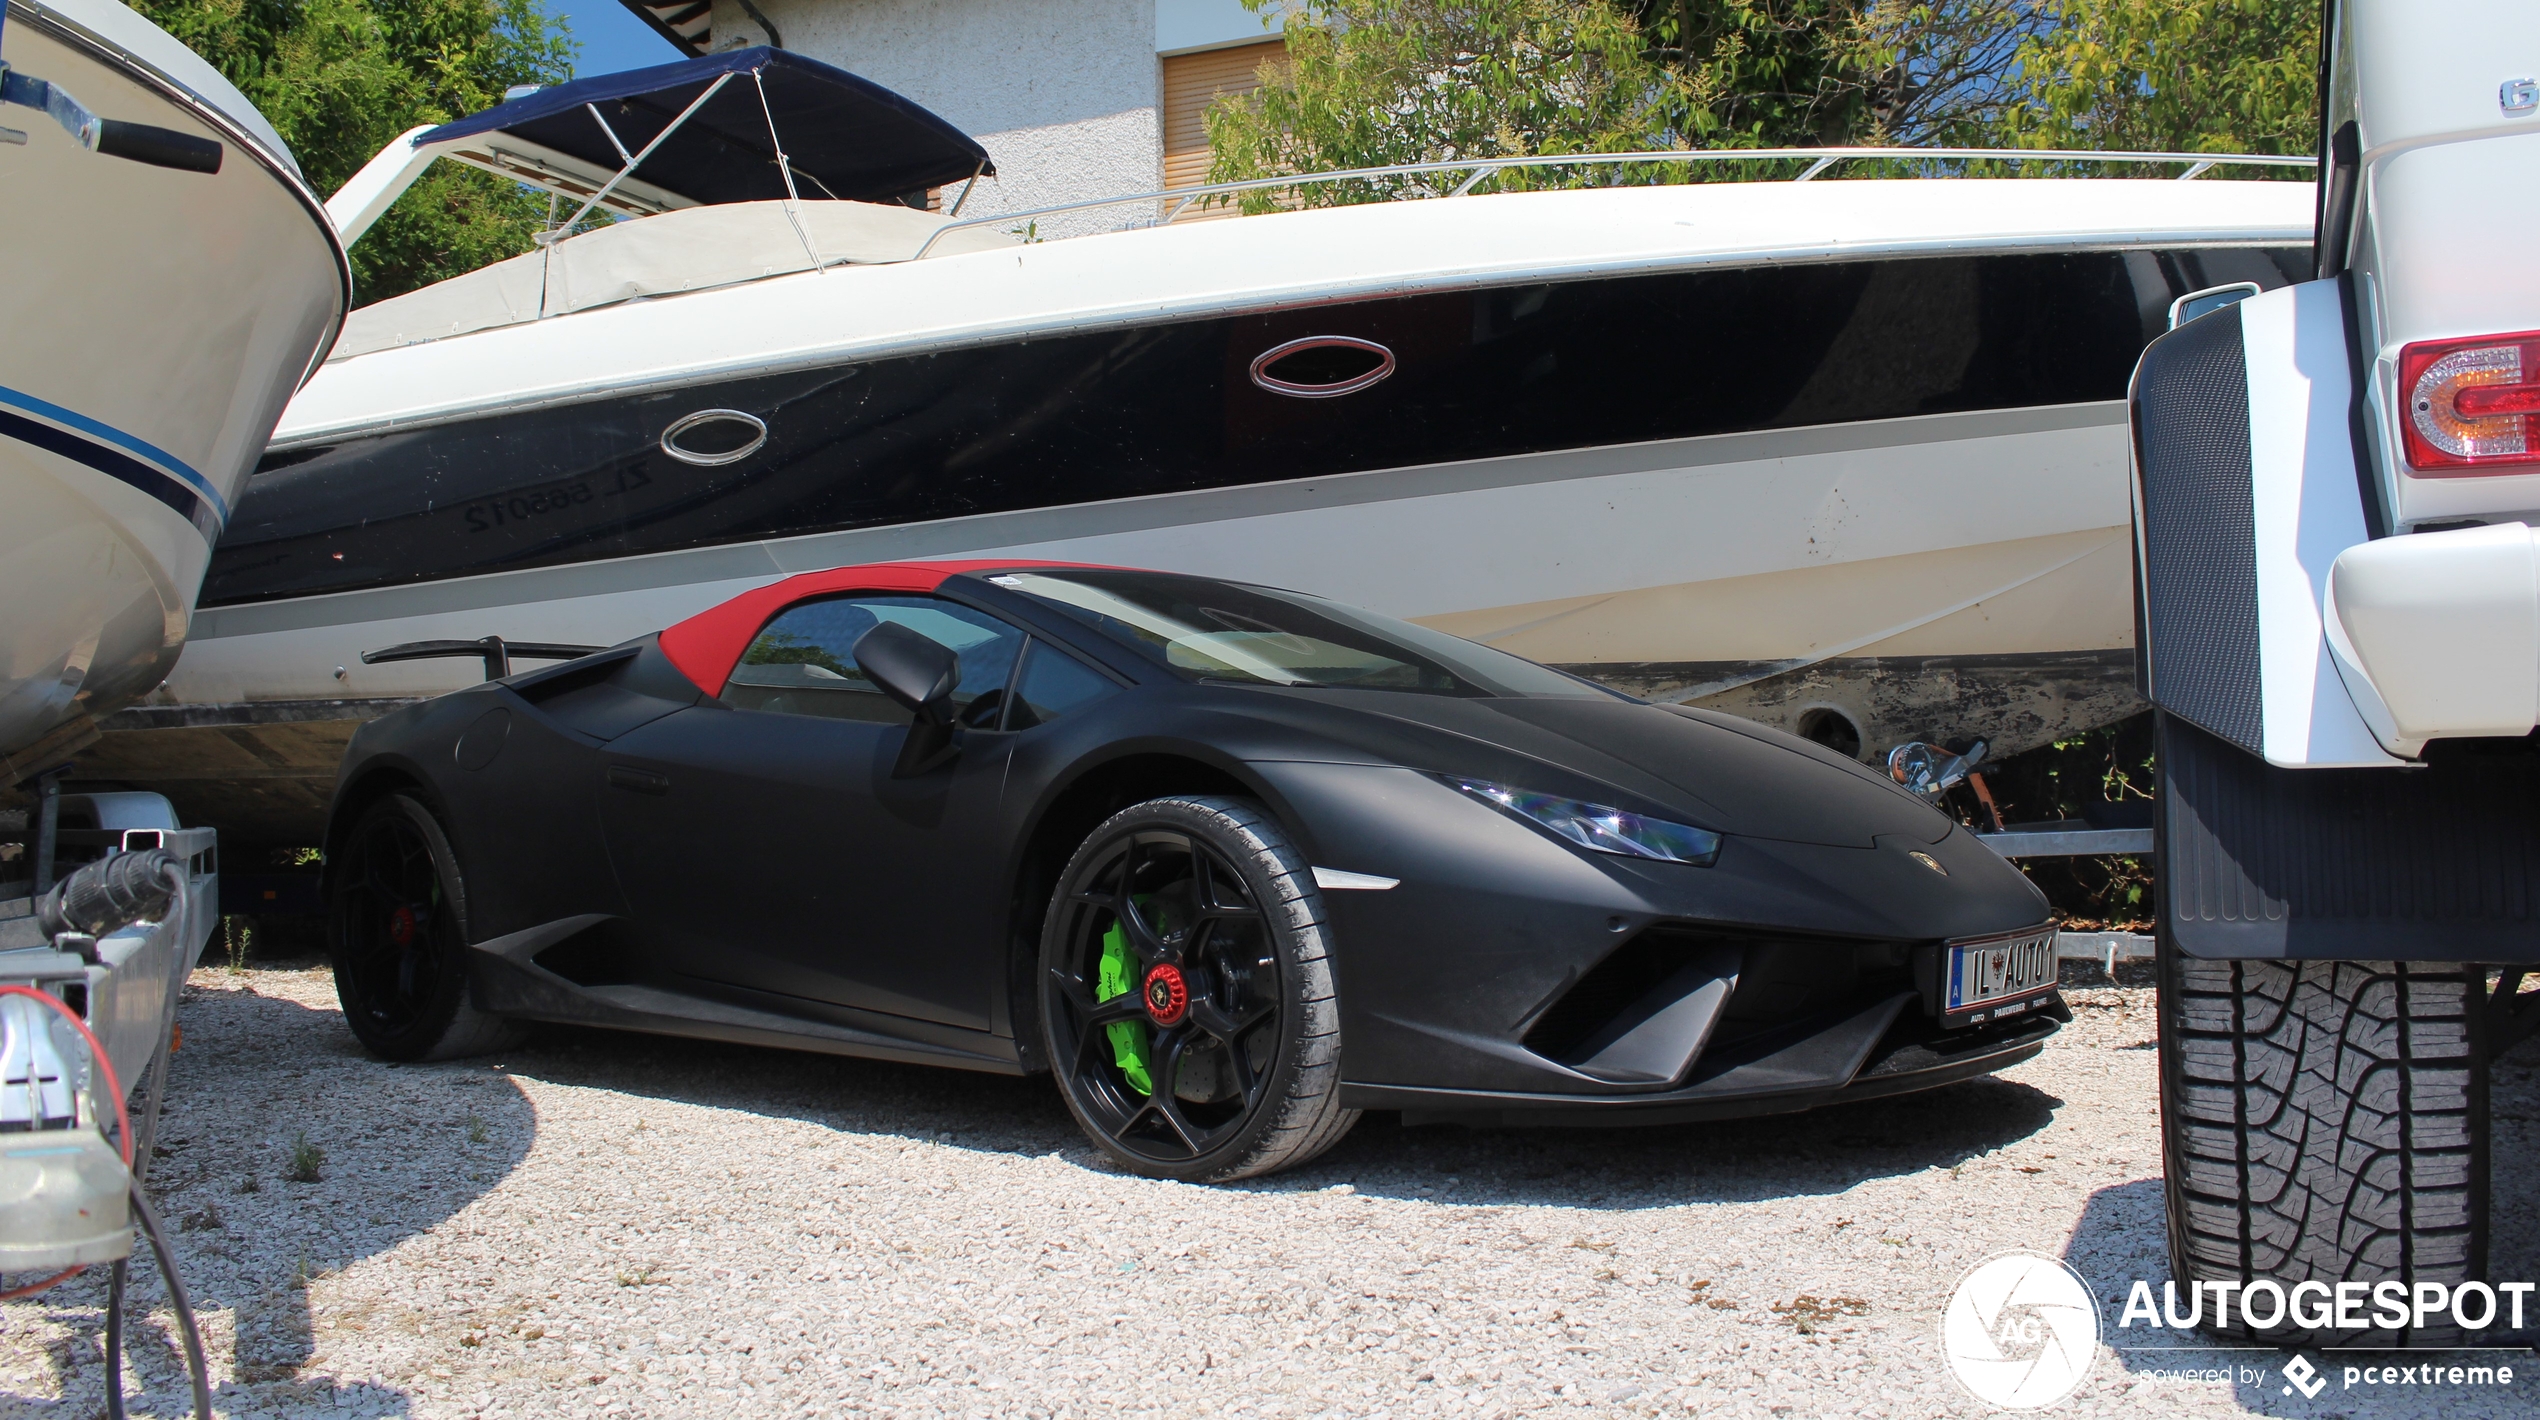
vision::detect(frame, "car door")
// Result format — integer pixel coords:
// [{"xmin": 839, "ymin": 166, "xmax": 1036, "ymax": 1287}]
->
[{"xmin": 598, "ymin": 592, "xmax": 1026, "ymax": 1031}]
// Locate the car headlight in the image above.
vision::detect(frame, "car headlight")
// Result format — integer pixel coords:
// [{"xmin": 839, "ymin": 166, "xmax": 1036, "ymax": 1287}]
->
[{"xmin": 1446, "ymin": 778, "xmax": 1721, "ymax": 866}]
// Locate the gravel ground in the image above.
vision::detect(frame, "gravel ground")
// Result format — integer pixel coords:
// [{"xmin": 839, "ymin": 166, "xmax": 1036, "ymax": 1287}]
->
[{"xmin": 4, "ymin": 959, "xmax": 2537, "ymax": 1419}]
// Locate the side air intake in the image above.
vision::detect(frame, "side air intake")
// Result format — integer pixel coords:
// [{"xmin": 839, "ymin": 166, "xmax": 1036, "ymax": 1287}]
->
[
  {"xmin": 1523, "ymin": 926, "xmax": 1919, "ymax": 1086},
  {"xmin": 1522, "ymin": 929, "xmax": 1741, "ymax": 1085}
]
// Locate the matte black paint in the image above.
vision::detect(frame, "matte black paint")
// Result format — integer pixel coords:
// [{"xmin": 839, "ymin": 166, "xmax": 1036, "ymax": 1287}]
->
[
  {"xmin": 215, "ymin": 248, "xmax": 2306, "ymax": 607},
  {"xmin": 325, "ymin": 572, "xmax": 2056, "ymax": 1116}
]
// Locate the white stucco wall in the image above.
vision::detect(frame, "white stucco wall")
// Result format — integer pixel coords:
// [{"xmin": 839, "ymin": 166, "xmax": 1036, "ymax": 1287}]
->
[{"xmin": 710, "ymin": 0, "xmax": 1164, "ymax": 237}]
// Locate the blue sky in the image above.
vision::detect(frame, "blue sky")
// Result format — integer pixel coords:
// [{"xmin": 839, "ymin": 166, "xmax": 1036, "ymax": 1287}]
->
[{"xmin": 540, "ymin": 0, "xmax": 686, "ymax": 77}]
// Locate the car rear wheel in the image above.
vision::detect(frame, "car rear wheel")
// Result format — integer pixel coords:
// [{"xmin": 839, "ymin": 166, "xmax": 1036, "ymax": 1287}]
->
[
  {"xmin": 2158, "ymin": 941, "xmax": 2489, "ymax": 1344},
  {"xmin": 328, "ymin": 794, "xmax": 523, "ymax": 1062},
  {"xmin": 1040, "ymin": 795, "xmax": 1357, "ymax": 1183}
]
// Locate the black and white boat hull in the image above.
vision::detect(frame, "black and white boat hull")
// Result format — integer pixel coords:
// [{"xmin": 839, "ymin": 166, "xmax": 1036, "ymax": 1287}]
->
[{"xmin": 128, "ymin": 178, "xmax": 2305, "ymax": 845}]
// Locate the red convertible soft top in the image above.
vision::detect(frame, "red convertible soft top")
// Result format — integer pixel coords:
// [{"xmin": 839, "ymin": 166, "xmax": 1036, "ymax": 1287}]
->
[{"xmin": 657, "ymin": 559, "xmax": 1117, "ymax": 694}]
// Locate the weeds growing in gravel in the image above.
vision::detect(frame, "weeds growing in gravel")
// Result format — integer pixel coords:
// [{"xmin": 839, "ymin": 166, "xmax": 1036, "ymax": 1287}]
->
[
  {"xmin": 286, "ymin": 1132, "xmax": 325, "ymax": 1183},
  {"xmin": 465, "ymin": 1113, "xmax": 489, "ymax": 1145},
  {"xmin": 1687, "ymin": 1279, "xmax": 1737, "ymax": 1311},
  {"xmin": 237, "ymin": 1174, "xmax": 261, "ymax": 1194},
  {"xmin": 1773, "ymin": 1294, "xmax": 1871, "ymax": 1334}
]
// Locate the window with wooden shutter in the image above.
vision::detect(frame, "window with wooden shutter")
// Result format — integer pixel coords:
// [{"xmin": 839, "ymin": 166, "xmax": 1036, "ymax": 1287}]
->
[{"xmin": 1160, "ymin": 39, "xmax": 1287, "ymax": 222}]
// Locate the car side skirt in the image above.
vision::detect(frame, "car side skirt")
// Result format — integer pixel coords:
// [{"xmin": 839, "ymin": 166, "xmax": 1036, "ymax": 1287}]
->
[{"xmin": 464, "ymin": 915, "xmax": 1026, "ymax": 1075}]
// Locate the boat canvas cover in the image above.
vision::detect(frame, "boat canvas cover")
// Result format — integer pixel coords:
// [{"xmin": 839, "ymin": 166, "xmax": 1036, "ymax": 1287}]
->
[
  {"xmin": 418, "ymin": 46, "xmax": 993, "ymax": 208},
  {"xmin": 330, "ymin": 199, "xmax": 1016, "ymax": 359}
]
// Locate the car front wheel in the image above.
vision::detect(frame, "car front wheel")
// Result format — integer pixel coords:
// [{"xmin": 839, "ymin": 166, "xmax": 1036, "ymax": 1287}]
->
[{"xmin": 1040, "ymin": 795, "xmax": 1358, "ymax": 1183}]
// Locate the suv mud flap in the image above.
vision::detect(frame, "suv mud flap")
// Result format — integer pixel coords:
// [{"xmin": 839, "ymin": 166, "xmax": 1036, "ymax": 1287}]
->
[{"xmin": 2159, "ymin": 712, "xmax": 2540, "ymax": 961}]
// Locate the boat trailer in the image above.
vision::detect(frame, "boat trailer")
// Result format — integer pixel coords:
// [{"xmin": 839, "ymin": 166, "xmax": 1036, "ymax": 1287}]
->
[{"xmin": 1, "ymin": 783, "xmax": 221, "ymax": 1415}]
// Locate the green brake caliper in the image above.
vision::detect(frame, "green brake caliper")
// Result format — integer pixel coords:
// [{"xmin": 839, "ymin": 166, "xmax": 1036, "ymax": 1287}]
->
[{"xmin": 1096, "ymin": 913, "xmax": 1154, "ymax": 1096}]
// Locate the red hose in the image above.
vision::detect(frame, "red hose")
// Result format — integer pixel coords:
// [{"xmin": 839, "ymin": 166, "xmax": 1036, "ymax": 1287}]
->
[
  {"xmin": 0, "ymin": 1265, "xmax": 83, "ymax": 1300},
  {"xmin": 0, "ymin": 982, "xmax": 134, "ymax": 1301}
]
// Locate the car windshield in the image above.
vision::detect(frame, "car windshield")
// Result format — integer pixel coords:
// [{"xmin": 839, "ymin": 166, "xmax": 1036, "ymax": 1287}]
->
[{"xmin": 986, "ymin": 569, "xmax": 1622, "ymax": 699}]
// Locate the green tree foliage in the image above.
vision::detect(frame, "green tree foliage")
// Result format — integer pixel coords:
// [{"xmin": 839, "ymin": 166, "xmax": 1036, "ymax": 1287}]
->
[
  {"xmin": 1204, "ymin": 0, "xmax": 1714, "ymax": 208},
  {"xmin": 1209, "ymin": 0, "xmax": 2318, "ymax": 196},
  {"xmin": 1973, "ymin": 714, "xmax": 2158, "ymax": 927},
  {"xmin": 1626, "ymin": 0, "xmax": 2040, "ymax": 147},
  {"xmin": 1998, "ymin": 0, "xmax": 2319, "ymax": 159},
  {"xmin": 130, "ymin": 0, "xmax": 580, "ymax": 304},
  {"xmin": 1829, "ymin": 2, "xmax": 2055, "ymax": 144},
  {"xmin": 1629, "ymin": 1, "xmax": 1869, "ymax": 145},
  {"xmin": 1636, "ymin": 1, "xmax": 2317, "ymax": 158}
]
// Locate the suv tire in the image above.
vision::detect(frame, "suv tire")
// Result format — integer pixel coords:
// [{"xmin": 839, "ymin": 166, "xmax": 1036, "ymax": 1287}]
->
[{"xmin": 2159, "ymin": 943, "xmax": 2488, "ymax": 1345}]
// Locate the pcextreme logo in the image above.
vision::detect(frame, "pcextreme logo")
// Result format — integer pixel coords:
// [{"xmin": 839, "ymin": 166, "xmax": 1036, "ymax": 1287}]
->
[
  {"xmin": 1940, "ymin": 1253, "xmax": 2102, "ymax": 1410},
  {"xmin": 2282, "ymin": 1354, "xmax": 2327, "ymax": 1399}
]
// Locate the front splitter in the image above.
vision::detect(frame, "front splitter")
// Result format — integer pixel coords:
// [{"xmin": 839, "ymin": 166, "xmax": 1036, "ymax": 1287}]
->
[{"xmin": 1343, "ymin": 1003, "xmax": 2067, "ymax": 1128}]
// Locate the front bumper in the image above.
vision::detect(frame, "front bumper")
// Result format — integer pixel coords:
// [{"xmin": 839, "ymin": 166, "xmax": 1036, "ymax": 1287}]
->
[
  {"xmin": 1341, "ymin": 992, "xmax": 2066, "ymax": 1127},
  {"xmin": 1246, "ymin": 760, "xmax": 2062, "ymax": 1110}
]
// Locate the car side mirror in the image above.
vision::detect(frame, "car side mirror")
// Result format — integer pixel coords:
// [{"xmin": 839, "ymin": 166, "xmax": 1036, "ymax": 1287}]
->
[{"xmin": 853, "ymin": 621, "xmax": 961, "ymax": 776}]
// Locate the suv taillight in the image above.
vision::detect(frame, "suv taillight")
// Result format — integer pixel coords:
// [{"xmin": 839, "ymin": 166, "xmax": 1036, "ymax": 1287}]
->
[{"xmin": 2399, "ymin": 332, "xmax": 2540, "ymax": 473}]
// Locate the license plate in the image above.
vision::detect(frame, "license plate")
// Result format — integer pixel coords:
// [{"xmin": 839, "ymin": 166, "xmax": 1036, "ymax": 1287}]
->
[{"xmin": 1945, "ymin": 928, "xmax": 2058, "ymax": 1024}]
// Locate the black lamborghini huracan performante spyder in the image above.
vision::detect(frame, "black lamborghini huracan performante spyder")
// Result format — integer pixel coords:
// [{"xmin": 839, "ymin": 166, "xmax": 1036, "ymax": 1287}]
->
[{"xmin": 323, "ymin": 560, "xmax": 2066, "ymax": 1181}]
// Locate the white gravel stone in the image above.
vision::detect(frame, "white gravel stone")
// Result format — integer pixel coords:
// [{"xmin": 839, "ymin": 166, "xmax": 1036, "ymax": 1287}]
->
[{"xmin": 3, "ymin": 962, "xmax": 2534, "ymax": 1418}]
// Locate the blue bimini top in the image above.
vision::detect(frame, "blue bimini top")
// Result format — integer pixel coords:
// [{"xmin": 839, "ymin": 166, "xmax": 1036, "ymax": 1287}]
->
[{"xmin": 420, "ymin": 47, "xmax": 992, "ymax": 208}]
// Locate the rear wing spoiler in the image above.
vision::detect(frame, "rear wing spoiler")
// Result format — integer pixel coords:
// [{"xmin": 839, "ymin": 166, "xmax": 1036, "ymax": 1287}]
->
[{"xmin": 362, "ymin": 637, "xmax": 605, "ymax": 681}]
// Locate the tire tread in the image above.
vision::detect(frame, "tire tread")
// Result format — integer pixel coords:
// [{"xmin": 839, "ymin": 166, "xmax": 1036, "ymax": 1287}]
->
[{"xmin": 2159, "ymin": 946, "xmax": 2487, "ymax": 1345}]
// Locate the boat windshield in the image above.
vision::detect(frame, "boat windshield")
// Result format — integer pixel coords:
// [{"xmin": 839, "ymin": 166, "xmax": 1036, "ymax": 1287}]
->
[{"xmin": 985, "ymin": 569, "xmax": 1621, "ymax": 700}]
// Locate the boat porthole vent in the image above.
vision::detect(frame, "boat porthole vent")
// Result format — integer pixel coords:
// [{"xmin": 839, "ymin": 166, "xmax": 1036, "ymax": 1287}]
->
[
  {"xmin": 1249, "ymin": 336, "xmax": 1396, "ymax": 399},
  {"xmin": 660, "ymin": 409, "xmax": 769, "ymax": 466},
  {"xmin": 1796, "ymin": 705, "xmax": 1864, "ymax": 761}
]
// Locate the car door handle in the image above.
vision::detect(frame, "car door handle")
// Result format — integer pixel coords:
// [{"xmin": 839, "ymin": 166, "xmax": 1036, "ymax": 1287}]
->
[{"xmin": 607, "ymin": 765, "xmax": 669, "ymax": 796}]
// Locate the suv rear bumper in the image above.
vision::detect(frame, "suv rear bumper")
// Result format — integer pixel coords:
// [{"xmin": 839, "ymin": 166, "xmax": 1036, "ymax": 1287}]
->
[{"xmin": 2327, "ymin": 521, "xmax": 2540, "ymax": 756}]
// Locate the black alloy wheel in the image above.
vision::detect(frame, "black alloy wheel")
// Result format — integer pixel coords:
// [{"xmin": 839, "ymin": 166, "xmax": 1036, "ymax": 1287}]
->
[
  {"xmin": 328, "ymin": 795, "xmax": 521, "ymax": 1061},
  {"xmin": 1041, "ymin": 796, "xmax": 1357, "ymax": 1182}
]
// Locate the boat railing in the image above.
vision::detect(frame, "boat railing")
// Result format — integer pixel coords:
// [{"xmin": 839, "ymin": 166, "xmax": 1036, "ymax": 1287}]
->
[{"xmin": 911, "ymin": 146, "xmax": 2318, "ymax": 260}]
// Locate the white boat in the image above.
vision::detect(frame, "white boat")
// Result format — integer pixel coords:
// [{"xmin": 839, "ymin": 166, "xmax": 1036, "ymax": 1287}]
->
[
  {"xmin": 85, "ymin": 49, "xmax": 2316, "ymax": 847},
  {"xmin": 0, "ymin": 0, "xmax": 345, "ymax": 771}
]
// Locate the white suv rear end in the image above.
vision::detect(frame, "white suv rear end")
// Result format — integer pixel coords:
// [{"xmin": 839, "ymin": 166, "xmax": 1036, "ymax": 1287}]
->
[{"xmin": 2127, "ymin": 0, "xmax": 2540, "ymax": 1349}]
